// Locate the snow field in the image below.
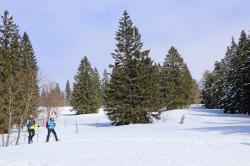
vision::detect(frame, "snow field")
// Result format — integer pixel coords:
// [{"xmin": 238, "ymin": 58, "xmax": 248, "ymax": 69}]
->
[{"xmin": 0, "ymin": 106, "xmax": 250, "ymax": 166}]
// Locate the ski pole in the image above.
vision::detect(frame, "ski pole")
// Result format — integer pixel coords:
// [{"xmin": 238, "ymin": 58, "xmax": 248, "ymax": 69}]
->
[{"xmin": 37, "ymin": 127, "xmax": 39, "ymax": 143}]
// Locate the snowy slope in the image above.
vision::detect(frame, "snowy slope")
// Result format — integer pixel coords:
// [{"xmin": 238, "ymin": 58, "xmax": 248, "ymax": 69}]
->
[{"xmin": 1, "ymin": 106, "xmax": 250, "ymax": 166}]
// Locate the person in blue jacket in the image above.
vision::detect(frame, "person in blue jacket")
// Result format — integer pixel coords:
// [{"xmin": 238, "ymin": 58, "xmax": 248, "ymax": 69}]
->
[{"xmin": 46, "ymin": 115, "xmax": 59, "ymax": 142}]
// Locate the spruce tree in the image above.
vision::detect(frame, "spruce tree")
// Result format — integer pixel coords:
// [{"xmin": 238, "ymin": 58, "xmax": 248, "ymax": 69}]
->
[
  {"xmin": 0, "ymin": 10, "xmax": 21, "ymax": 134},
  {"xmin": 202, "ymin": 61, "xmax": 229, "ymax": 109},
  {"xmin": 237, "ymin": 31, "xmax": 250, "ymax": 114},
  {"xmin": 220, "ymin": 38, "xmax": 237, "ymax": 112},
  {"xmin": 71, "ymin": 56, "xmax": 99, "ymax": 114},
  {"xmin": 201, "ymin": 71, "xmax": 214, "ymax": 108},
  {"xmin": 105, "ymin": 11, "xmax": 161, "ymax": 125},
  {"xmin": 160, "ymin": 47, "xmax": 193, "ymax": 110},
  {"xmin": 91, "ymin": 68, "xmax": 102, "ymax": 109},
  {"xmin": 211, "ymin": 61, "xmax": 225, "ymax": 108},
  {"xmin": 15, "ymin": 32, "xmax": 39, "ymax": 144},
  {"xmin": 0, "ymin": 10, "xmax": 21, "ymax": 79},
  {"xmin": 244, "ymin": 34, "xmax": 250, "ymax": 114},
  {"xmin": 20, "ymin": 32, "xmax": 39, "ymax": 110},
  {"xmin": 101, "ymin": 69, "xmax": 110, "ymax": 105},
  {"xmin": 0, "ymin": 11, "xmax": 39, "ymax": 139},
  {"xmin": 65, "ymin": 80, "xmax": 71, "ymax": 105},
  {"xmin": 230, "ymin": 31, "xmax": 248, "ymax": 113}
]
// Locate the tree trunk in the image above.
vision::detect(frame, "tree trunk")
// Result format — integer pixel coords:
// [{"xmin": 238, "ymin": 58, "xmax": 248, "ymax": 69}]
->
[
  {"xmin": 2, "ymin": 134, "xmax": 4, "ymax": 147},
  {"xmin": 16, "ymin": 95, "xmax": 31, "ymax": 145},
  {"xmin": 15, "ymin": 116, "xmax": 23, "ymax": 145},
  {"xmin": 5, "ymin": 115, "xmax": 12, "ymax": 146}
]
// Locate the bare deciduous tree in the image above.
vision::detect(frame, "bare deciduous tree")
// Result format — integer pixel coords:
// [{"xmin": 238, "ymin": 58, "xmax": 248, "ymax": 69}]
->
[
  {"xmin": 0, "ymin": 73, "xmax": 21, "ymax": 146},
  {"xmin": 40, "ymin": 81, "xmax": 65, "ymax": 118},
  {"xmin": 15, "ymin": 70, "xmax": 39, "ymax": 145}
]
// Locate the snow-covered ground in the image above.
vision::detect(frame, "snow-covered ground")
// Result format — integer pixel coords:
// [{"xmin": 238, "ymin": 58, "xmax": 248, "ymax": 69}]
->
[{"xmin": 1, "ymin": 106, "xmax": 250, "ymax": 166}]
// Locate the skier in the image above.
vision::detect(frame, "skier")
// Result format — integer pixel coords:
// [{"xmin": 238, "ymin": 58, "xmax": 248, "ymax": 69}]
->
[
  {"xmin": 25, "ymin": 114, "xmax": 39, "ymax": 144},
  {"xmin": 46, "ymin": 115, "xmax": 59, "ymax": 142}
]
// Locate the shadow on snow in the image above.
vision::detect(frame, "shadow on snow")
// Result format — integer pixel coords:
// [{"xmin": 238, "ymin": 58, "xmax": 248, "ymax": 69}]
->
[
  {"xmin": 189, "ymin": 125, "xmax": 250, "ymax": 135},
  {"xmin": 72, "ymin": 122, "xmax": 112, "ymax": 127},
  {"xmin": 186, "ymin": 108, "xmax": 250, "ymax": 135}
]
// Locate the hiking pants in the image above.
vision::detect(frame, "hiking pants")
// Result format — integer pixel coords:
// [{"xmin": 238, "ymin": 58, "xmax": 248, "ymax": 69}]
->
[
  {"xmin": 28, "ymin": 129, "xmax": 35, "ymax": 144},
  {"xmin": 46, "ymin": 128, "xmax": 59, "ymax": 142}
]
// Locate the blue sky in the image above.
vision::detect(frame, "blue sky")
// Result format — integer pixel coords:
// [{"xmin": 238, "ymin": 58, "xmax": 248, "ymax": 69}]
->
[{"xmin": 1, "ymin": 0, "xmax": 250, "ymax": 89}]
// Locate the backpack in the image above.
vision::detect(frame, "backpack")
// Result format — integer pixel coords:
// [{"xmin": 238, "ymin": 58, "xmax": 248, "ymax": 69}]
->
[
  {"xmin": 45, "ymin": 120, "xmax": 48, "ymax": 129},
  {"xmin": 27, "ymin": 119, "xmax": 35, "ymax": 128}
]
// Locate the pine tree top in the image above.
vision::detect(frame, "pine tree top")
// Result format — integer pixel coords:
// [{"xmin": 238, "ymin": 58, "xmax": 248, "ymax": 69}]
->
[
  {"xmin": 0, "ymin": 10, "xmax": 19, "ymax": 47},
  {"xmin": 164, "ymin": 46, "xmax": 186, "ymax": 68}
]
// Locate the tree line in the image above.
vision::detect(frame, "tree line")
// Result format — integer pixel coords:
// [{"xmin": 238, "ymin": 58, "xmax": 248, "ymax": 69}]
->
[
  {"xmin": 201, "ymin": 30, "xmax": 250, "ymax": 114},
  {"xmin": 0, "ymin": 10, "xmax": 199, "ymax": 140},
  {"xmin": 71, "ymin": 11, "xmax": 198, "ymax": 125}
]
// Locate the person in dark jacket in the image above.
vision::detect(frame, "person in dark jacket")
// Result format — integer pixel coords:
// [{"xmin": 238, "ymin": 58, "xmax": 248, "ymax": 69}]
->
[
  {"xmin": 46, "ymin": 115, "xmax": 59, "ymax": 142},
  {"xmin": 25, "ymin": 114, "xmax": 39, "ymax": 144}
]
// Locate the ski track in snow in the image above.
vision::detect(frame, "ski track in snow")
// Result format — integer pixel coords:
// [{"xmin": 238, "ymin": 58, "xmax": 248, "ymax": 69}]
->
[{"xmin": 1, "ymin": 106, "xmax": 250, "ymax": 166}]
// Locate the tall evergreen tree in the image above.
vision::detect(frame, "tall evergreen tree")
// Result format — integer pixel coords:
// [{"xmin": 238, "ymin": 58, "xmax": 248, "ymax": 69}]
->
[
  {"xmin": 65, "ymin": 80, "xmax": 71, "ymax": 105},
  {"xmin": 14, "ymin": 32, "xmax": 40, "ymax": 144},
  {"xmin": 244, "ymin": 34, "xmax": 250, "ymax": 114},
  {"xmin": 105, "ymin": 11, "xmax": 161, "ymax": 125},
  {"xmin": 201, "ymin": 71, "xmax": 214, "ymax": 108},
  {"xmin": 220, "ymin": 38, "xmax": 237, "ymax": 112},
  {"xmin": 160, "ymin": 47, "xmax": 193, "ymax": 110},
  {"xmin": 0, "ymin": 10, "xmax": 21, "ymax": 134},
  {"xmin": 237, "ymin": 31, "xmax": 250, "ymax": 114},
  {"xmin": 0, "ymin": 10, "xmax": 21, "ymax": 79},
  {"xmin": 19, "ymin": 32, "xmax": 39, "ymax": 110},
  {"xmin": 0, "ymin": 10, "xmax": 39, "ymax": 141},
  {"xmin": 91, "ymin": 68, "xmax": 102, "ymax": 109},
  {"xmin": 101, "ymin": 69, "xmax": 110, "ymax": 105},
  {"xmin": 210, "ymin": 61, "xmax": 225, "ymax": 108},
  {"xmin": 228, "ymin": 31, "xmax": 249, "ymax": 113},
  {"xmin": 71, "ymin": 56, "xmax": 100, "ymax": 114}
]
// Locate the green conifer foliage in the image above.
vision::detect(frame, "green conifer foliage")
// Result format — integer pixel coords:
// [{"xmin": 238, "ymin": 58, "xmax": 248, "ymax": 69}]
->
[
  {"xmin": 71, "ymin": 56, "xmax": 101, "ymax": 114},
  {"xmin": 65, "ymin": 80, "xmax": 71, "ymax": 105},
  {"xmin": 101, "ymin": 69, "xmax": 110, "ymax": 105},
  {"xmin": 0, "ymin": 10, "xmax": 39, "ymax": 134},
  {"xmin": 104, "ymin": 11, "xmax": 161, "ymax": 125},
  {"xmin": 160, "ymin": 47, "xmax": 193, "ymax": 110},
  {"xmin": 202, "ymin": 30, "xmax": 250, "ymax": 114}
]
